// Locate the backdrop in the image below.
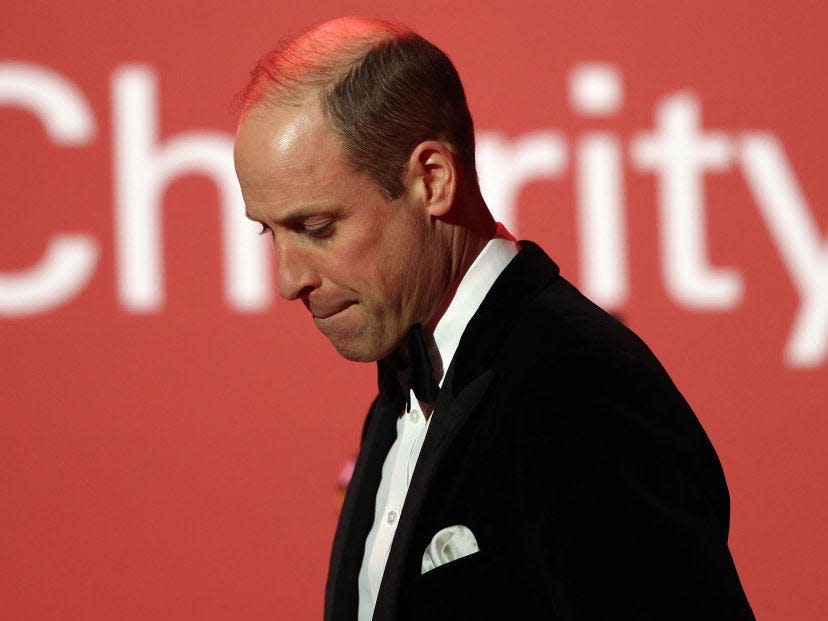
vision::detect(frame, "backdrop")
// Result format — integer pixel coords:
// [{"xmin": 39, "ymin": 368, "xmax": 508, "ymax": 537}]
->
[{"xmin": 2, "ymin": 1, "xmax": 826, "ymax": 619}]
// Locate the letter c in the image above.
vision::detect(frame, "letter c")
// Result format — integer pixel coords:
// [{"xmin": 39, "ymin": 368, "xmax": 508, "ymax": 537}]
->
[{"xmin": 0, "ymin": 62, "xmax": 99, "ymax": 316}]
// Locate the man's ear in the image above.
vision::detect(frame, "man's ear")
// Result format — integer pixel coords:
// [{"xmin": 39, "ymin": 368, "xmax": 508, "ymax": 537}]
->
[{"xmin": 407, "ymin": 140, "xmax": 457, "ymax": 217}]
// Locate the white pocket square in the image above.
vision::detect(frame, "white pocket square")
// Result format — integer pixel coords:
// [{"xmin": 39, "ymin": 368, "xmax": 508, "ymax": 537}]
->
[{"xmin": 421, "ymin": 524, "xmax": 480, "ymax": 575}]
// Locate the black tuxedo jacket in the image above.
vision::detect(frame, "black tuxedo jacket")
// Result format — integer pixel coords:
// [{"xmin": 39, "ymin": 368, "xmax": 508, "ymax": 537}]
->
[{"xmin": 325, "ymin": 241, "xmax": 754, "ymax": 621}]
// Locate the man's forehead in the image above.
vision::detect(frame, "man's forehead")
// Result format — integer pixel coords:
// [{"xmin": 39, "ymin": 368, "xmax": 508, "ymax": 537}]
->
[
  {"xmin": 237, "ymin": 101, "xmax": 314, "ymax": 158},
  {"xmin": 235, "ymin": 101, "xmax": 341, "ymax": 184},
  {"xmin": 235, "ymin": 100, "xmax": 366, "ymax": 223}
]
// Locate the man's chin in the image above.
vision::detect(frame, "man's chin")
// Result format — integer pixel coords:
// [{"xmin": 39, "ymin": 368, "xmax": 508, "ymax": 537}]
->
[
  {"xmin": 329, "ymin": 339, "xmax": 381, "ymax": 363},
  {"xmin": 325, "ymin": 332, "xmax": 400, "ymax": 364},
  {"xmin": 313, "ymin": 311, "xmax": 404, "ymax": 362}
]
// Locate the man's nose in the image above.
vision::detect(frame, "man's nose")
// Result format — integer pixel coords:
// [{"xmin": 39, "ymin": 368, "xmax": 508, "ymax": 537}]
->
[{"xmin": 274, "ymin": 238, "xmax": 318, "ymax": 301}]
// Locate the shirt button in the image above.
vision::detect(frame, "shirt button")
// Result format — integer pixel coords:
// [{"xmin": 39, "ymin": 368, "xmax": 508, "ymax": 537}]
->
[
  {"xmin": 410, "ymin": 410, "xmax": 420, "ymax": 424},
  {"xmin": 387, "ymin": 510, "xmax": 398, "ymax": 525}
]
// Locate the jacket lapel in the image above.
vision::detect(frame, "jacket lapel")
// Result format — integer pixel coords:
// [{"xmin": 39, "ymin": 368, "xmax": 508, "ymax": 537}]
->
[
  {"xmin": 371, "ymin": 366, "xmax": 495, "ymax": 621},
  {"xmin": 325, "ymin": 387, "xmax": 400, "ymax": 621},
  {"xmin": 371, "ymin": 241, "xmax": 560, "ymax": 620}
]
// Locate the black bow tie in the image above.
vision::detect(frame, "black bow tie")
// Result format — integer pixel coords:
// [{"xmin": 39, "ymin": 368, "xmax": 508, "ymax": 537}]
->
[{"xmin": 378, "ymin": 324, "xmax": 441, "ymax": 412}]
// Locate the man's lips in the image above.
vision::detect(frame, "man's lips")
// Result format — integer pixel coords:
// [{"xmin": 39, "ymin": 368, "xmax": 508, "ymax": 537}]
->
[{"xmin": 310, "ymin": 303, "xmax": 354, "ymax": 320}]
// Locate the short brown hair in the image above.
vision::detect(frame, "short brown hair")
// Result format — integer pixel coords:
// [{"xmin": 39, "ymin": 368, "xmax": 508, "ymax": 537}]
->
[{"xmin": 241, "ymin": 18, "xmax": 477, "ymax": 199}]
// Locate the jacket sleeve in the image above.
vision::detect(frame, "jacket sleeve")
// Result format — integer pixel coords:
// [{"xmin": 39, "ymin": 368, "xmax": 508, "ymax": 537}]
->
[{"xmin": 516, "ymin": 350, "xmax": 756, "ymax": 621}]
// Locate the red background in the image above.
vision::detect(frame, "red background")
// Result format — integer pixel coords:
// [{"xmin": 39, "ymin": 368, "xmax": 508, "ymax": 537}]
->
[{"xmin": 2, "ymin": 2, "xmax": 826, "ymax": 619}]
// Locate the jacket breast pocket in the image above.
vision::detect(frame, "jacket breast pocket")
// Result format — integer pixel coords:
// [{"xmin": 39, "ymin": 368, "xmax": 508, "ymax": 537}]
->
[{"xmin": 406, "ymin": 550, "xmax": 508, "ymax": 621}]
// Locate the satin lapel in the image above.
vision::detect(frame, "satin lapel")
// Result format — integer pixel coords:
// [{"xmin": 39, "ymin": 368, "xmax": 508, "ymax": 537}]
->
[
  {"xmin": 371, "ymin": 367, "xmax": 495, "ymax": 621},
  {"xmin": 325, "ymin": 392, "xmax": 399, "ymax": 621}
]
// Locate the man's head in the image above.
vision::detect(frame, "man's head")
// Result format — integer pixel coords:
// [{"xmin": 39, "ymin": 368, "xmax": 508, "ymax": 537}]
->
[
  {"xmin": 239, "ymin": 17, "xmax": 478, "ymax": 199},
  {"xmin": 234, "ymin": 17, "xmax": 493, "ymax": 362}
]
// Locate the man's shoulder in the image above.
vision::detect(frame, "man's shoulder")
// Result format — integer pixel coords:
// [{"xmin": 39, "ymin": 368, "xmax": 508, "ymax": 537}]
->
[
  {"xmin": 496, "ymin": 257, "xmax": 665, "ymax": 382},
  {"xmin": 480, "ymin": 241, "xmax": 653, "ymax": 359},
  {"xmin": 481, "ymin": 249, "xmax": 712, "ymax": 450},
  {"xmin": 453, "ymin": 239, "xmax": 676, "ymax": 405}
]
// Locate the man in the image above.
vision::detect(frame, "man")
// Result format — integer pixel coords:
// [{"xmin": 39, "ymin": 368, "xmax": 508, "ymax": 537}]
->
[{"xmin": 234, "ymin": 17, "xmax": 755, "ymax": 621}]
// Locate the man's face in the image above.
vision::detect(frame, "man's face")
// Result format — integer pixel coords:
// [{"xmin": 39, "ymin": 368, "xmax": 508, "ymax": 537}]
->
[{"xmin": 234, "ymin": 100, "xmax": 447, "ymax": 362}]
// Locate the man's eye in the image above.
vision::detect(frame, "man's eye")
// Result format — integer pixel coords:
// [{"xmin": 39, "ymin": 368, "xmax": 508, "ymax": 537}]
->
[
  {"xmin": 258, "ymin": 223, "xmax": 272, "ymax": 236},
  {"xmin": 305, "ymin": 222, "xmax": 333, "ymax": 238}
]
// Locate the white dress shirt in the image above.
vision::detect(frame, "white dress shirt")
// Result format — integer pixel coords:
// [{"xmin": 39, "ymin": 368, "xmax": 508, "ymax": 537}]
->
[{"xmin": 357, "ymin": 232, "xmax": 519, "ymax": 621}]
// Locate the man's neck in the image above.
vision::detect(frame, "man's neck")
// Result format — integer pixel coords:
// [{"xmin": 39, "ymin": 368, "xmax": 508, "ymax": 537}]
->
[
  {"xmin": 425, "ymin": 193, "xmax": 496, "ymax": 333},
  {"xmin": 424, "ymin": 225, "xmax": 520, "ymax": 389}
]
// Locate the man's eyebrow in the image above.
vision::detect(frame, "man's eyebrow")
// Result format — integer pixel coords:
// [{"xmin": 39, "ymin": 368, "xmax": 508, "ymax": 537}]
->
[
  {"xmin": 279, "ymin": 209, "xmax": 319, "ymax": 223},
  {"xmin": 248, "ymin": 205, "xmax": 340, "ymax": 226}
]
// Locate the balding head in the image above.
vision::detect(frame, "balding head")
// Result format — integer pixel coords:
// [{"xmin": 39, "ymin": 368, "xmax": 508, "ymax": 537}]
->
[
  {"xmin": 240, "ymin": 16, "xmax": 478, "ymax": 200},
  {"xmin": 242, "ymin": 17, "xmax": 404, "ymax": 108}
]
